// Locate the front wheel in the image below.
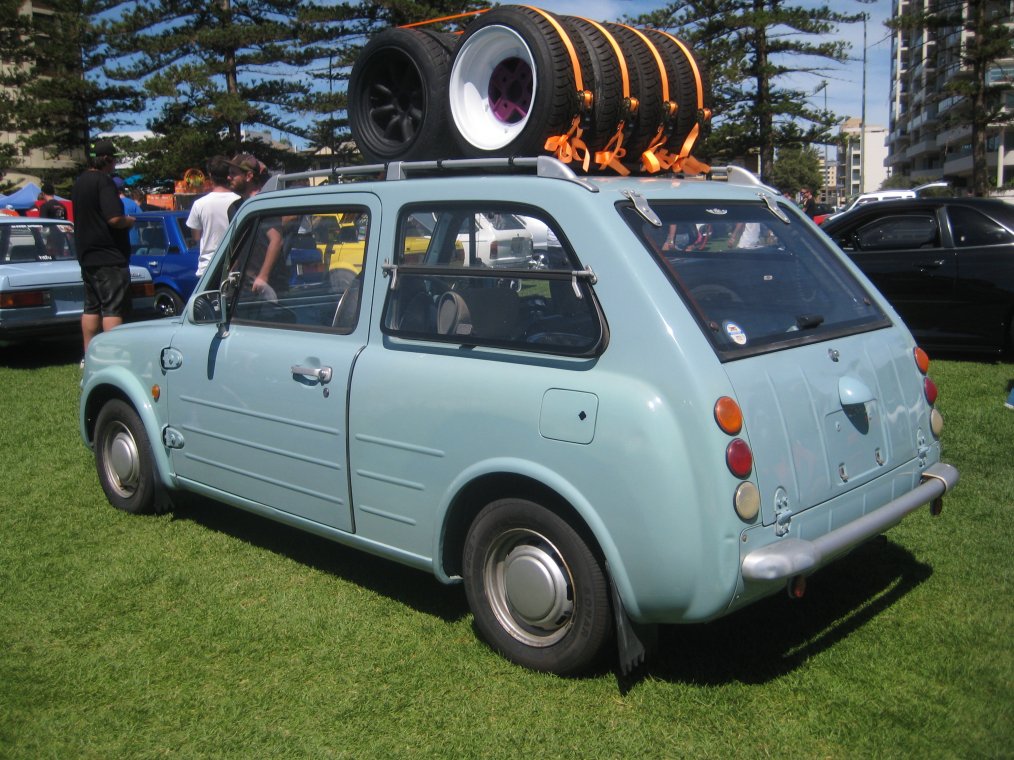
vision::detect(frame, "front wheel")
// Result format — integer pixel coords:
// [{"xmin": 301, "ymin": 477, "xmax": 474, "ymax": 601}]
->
[
  {"xmin": 94, "ymin": 399, "xmax": 161, "ymax": 514},
  {"xmin": 463, "ymin": 498, "xmax": 611, "ymax": 674}
]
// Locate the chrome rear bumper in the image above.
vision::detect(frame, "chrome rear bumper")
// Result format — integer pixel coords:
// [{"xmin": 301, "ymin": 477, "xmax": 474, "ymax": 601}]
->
[{"xmin": 741, "ymin": 462, "xmax": 959, "ymax": 582}]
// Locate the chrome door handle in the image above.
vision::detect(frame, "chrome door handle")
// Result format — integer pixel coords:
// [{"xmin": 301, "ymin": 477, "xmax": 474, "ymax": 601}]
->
[{"xmin": 291, "ymin": 365, "xmax": 333, "ymax": 384}]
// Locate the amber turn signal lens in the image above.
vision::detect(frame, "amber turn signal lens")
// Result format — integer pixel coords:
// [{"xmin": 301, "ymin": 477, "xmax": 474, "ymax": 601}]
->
[
  {"xmin": 914, "ymin": 347, "xmax": 930, "ymax": 375},
  {"xmin": 151, "ymin": 385, "xmax": 161, "ymax": 401},
  {"xmin": 714, "ymin": 396, "xmax": 743, "ymax": 435}
]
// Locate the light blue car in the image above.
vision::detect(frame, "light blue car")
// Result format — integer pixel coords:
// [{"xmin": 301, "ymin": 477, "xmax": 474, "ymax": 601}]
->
[
  {"xmin": 0, "ymin": 217, "xmax": 154, "ymax": 345},
  {"xmin": 79, "ymin": 158, "xmax": 958, "ymax": 675}
]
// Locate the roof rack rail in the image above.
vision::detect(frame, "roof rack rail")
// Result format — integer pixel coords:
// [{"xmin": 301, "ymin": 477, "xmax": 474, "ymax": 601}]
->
[{"xmin": 261, "ymin": 155, "xmax": 599, "ymax": 194}]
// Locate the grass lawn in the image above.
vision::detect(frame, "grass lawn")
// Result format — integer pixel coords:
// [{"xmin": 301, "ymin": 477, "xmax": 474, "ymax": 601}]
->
[{"xmin": 1, "ymin": 339, "xmax": 1011, "ymax": 759}]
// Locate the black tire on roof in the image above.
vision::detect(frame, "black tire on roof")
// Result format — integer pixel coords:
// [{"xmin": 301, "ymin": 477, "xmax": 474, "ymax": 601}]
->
[{"xmin": 348, "ymin": 28, "xmax": 458, "ymax": 163}]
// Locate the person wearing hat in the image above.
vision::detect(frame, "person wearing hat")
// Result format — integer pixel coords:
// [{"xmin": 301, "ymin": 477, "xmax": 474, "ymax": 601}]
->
[
  {"xmin": 226, "ymin": 153, "xmax": 269, "ymax": 221},
  {"xmin": 71, "ymin": 138, "xmax": 136, "ymax": 356}
]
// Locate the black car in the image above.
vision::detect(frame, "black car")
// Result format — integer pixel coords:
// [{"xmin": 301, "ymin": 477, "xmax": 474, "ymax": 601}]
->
[{"xmin": 822, "ymin": 197, "xmax": 1014, "ymax": 354}]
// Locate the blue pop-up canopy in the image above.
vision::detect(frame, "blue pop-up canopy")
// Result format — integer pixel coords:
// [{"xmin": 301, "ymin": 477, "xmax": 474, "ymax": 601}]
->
[{"xmin": 0, "ymin": 183, "xmax": 43, "ymax": 210}]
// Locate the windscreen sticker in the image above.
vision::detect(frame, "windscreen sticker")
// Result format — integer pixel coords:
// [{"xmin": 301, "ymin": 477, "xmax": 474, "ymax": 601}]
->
[{"xmin": 724, "ymin": 321, "xmax": 747, "ymax": 345}]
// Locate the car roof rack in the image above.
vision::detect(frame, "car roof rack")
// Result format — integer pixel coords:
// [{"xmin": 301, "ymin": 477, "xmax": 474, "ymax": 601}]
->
[{"xmin": 261, "ymin": 155, "xmax": 600, "ymax": 194}]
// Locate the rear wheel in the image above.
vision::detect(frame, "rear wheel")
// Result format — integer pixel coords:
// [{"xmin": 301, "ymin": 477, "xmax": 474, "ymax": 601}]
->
[
  {"xmin": 94, "ymin": 399, "xmax": 161, "ymax": 515},
  {"xmin": 154, "ymin": 285, "xmax": 183, "ymax": 318},
  {"xmin": 463, "ymin": 498, "xmax": 611, "ymax": 674}
]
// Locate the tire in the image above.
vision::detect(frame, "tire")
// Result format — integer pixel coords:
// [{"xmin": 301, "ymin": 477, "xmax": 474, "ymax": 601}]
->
[
  {"xmin": 448, "ymin": 7, "xmax": 582, "ymax": 158},
  {"xmin": 348, "ymin": 28, "xmax": 457, "ymax": 163},
  {"xmin": 557, "ymin": 16, "xmax": 624, "ymax": 157},
  {"xmin": 154, "ymin": 285, "xmax": 184, "ymax": 318},
  {"xmin": 328, "ymin": 267, "xmax": 356, "ymax": 294},
  {"xmin": 600, "ymin": 22, "xmax": 663, "ymax": 171},
  {"xmin": 94, "ymin": 399, "xmax": 161, "ymax": 515},
  {"xmin": 641, "ymin": 29, "xmax": 708, "ymax": 160},
  {"xmin": 463, "ymin": 498, "xmax": 612, "ymax": 675}
]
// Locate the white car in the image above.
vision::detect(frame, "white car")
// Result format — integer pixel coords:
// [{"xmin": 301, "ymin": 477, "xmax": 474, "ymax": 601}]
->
[
  {"xmin": 456, "ymin": 212, "xmax": 534, "ymax": 268},
  {"xmin": 822, "ymin": 181, "xmax": 950, "ymax": 225}
]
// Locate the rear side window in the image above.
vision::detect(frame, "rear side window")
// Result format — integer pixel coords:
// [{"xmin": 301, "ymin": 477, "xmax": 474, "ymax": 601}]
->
[
  {"xmin": 224, "ymin": 208, "xmax": 369, "ymax": 332},
  {"xmin": 0, "ymin": 223, "xmax": 75, "ymax": 262},
  {"xmin": 382, "ymin": 205, "xmax": 604, "ymax": 355},
  {"xmin": 851, "ymin": 214, "xmax": 940, "ymax": 251},
  {"xmin": 948, "ymin": 206, "xmax": 1014, "ymax": 247},
  {"xmin": 621, "ymin": 201, "xmax": 888, "ymax": 359}
]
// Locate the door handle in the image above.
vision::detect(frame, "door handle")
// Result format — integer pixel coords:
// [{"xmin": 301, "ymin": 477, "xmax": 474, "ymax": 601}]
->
[
  {"xmin": 291, "ymin": 365, "xmax": 333, "ymax": 384},
  {"xmin": 916, "ymin": 259, "xmax": 945, "ymax": 270}
]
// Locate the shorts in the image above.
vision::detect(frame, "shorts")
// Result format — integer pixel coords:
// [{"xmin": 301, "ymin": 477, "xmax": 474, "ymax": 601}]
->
[{"xmin": 82, "ymin": 265, "xmax": 132, "ymax": 318}]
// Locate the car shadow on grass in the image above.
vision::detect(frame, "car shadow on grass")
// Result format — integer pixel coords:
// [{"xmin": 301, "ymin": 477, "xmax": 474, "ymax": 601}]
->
[
  {"xmin": 173, "ymin": 494, "xmax": 932, "ymax": 688},
  {"xmin": 622, "ymin": 537, "xmax": 933, "ymax": 690},
  {"xmin": 170, "ymin": 495, "xmax": 469, "ymax": 623}
]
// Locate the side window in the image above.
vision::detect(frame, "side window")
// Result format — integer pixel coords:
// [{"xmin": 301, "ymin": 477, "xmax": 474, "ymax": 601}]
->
[
  {"xmin": 948, "ymin": 206, "xmax": 1014, "ymax": 247},
  {"xmin": 133, "ymin": 220, "xmax": 167, "ymax": 255},
  {"xmin": 174, "ymin": 218, "xmax": 199, "ymax": 250},
  {"xmin": 854, "ymin": 214, "xmax": 939, "ymax": 251},
  {"xmin": 384, "ymin": 205, "xmax": 603, "ymax": 354},
  {"xmin": 228, "ymin": 208, "xmax": 369, "ymax": 332}
]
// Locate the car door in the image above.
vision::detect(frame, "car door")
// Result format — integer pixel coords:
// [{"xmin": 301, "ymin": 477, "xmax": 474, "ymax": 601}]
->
[
  {"xmin": 163, "ymin": 198, "xmax": 379, "ymax": 532},
  {"xmin": 833, "ymin": 208, "xmax": 957, "ymax": 342},
  {"xmin": 943, "ymin": 204, "xmax": 1014, "ymax": 349}
]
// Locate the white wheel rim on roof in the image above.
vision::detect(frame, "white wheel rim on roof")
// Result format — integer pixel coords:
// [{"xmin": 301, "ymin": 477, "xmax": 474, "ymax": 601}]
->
[{"xmin": 449, "ymin": 25, "xmax": 538, "ymax": 151}]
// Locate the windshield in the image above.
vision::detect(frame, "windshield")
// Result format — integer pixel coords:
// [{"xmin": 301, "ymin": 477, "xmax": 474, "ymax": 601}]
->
[
  {"xmin": 0, "ymin": 222, "xmax": 76, "ymax": 263},
  {"xmin": 620, "ymin": 200, "xmax": 889, "ymax": 359}
]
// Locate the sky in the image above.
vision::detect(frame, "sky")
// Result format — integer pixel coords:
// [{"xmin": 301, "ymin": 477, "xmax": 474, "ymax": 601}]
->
[{"xmin": 523, "ymin": 0, "xmax": 894, "ymax": 129}]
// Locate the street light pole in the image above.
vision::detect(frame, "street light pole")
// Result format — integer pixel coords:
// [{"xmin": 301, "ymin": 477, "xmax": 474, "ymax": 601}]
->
[{"xmin": 861, "ymin": 12, "xmax": 868, "ymax": 194}]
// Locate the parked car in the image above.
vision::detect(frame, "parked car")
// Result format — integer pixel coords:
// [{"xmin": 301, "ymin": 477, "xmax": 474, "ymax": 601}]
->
[
  {"xmin": 0, "ymin": 218, "xmax": 155, "ymax": 344},
  {"xmin": 819, "ymin": 181, "xmax": 950, "ymax": 225},
  {"xmin": 130, "ymin": 211, "xmax": 200, "ymax": 317},
  {"xmin": 822, "ymin": 197, "xmax": 1014, "ymax": 354},
  {"xmin": 80, "ymin": 159, "xmax": 957, "ymax": 675}
]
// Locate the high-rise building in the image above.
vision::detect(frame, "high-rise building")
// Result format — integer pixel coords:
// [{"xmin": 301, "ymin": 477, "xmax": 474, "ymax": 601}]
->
[
  {"xmin": 838, "ymin": 118, "xmax": 889, "ymax": 199},
  {"xmin": 886, "ymin": 0, "xmax": 1014, "ymax": 192}
]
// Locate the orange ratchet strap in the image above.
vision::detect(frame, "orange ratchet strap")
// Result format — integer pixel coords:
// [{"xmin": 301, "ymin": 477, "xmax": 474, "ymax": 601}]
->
[
  {"xmin": 618, "ymin": 25, "xmax": 677, "ymax": 174},
  {"xmin": 525, "ymin": 6, "xmax": 592, "ymax": 171},
  {"xmin": 576, "ymin": 18, "xmax": 633, "ymax": 176},
  {"xmin": 652, "ymin": 30, "xmax": 711, "ymax": 174},
  {"xmin": 399, "ymin": 9, "xmax": 487, "ymax": 28}
]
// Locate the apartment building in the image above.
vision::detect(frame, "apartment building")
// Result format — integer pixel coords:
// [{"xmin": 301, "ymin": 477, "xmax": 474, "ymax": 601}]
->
[
  {"xmin": 838, "ymin": 118, "xmax": 889, "ymax": 199},
  {"xmin": 886, "ymin": 0, "xmax": 1014, "ymax": 192}
]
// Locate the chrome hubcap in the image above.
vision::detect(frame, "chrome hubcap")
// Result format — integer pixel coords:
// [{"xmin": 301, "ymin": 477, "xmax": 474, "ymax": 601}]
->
[
  {"xmin": 103, "ymin": 422, "xmax": 139, "ymax": 498},
  {"xmin": 484, "ymin": 529, "xmax": 574, "ymax": 647}
]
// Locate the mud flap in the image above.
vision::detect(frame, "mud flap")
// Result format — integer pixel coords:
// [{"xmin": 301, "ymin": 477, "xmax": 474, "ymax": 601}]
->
[{"xmin": 609, "ymin": 575, "xmax": 657, "ymax": 675}]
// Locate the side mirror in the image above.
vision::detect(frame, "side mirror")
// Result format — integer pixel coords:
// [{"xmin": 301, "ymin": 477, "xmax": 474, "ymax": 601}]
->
[{"xmin": 190, "ymin": 290, "xmax": 225, "ymax": 325}]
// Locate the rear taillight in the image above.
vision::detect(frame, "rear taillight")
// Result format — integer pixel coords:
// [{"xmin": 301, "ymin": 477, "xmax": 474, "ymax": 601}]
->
[
  {"xmin": 716, "ymin": 396, "xmax": 756, "ymax": 519},
  {"xmin": 914, "ymin": 346, "xmax": 944, "ymax": 437},
  {"xmin": 0, "ymin": 290, "xmax": 51, "ymax": 308},
  {"xmin": 726, "ymin": 439, "xmax": 753, "ymax": 478},
  {"xmin": 131, "ymin": 281, "xmax": 155, "ymax": 298}
]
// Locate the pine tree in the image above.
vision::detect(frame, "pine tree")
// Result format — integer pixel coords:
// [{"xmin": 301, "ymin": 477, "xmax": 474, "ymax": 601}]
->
[
  {"xmin": 632, "ymin": 0, "xmax": 863, "ymax": 180},
  {"xmin": 0, "ymin": 0, "xmax": 140, "ymax": 185}
]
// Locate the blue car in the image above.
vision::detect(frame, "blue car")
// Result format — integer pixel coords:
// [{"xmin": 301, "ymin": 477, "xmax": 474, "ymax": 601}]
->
[{"xmin": 130, "ymin": 211, "xmax": 200, "ymax": 317}]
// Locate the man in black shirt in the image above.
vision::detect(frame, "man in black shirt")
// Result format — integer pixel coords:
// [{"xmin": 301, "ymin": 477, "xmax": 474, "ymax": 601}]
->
[
  {"xmin": 71, "ymin": 139, "xmax": 135, "ymax": 354},
  {"xmin": 38, "ymin": 182, "xmax": 68, "ymax": 220}
]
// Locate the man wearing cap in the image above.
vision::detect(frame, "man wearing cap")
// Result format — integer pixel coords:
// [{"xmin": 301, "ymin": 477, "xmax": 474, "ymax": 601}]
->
[
  {"xmin": 71, "ymin": 139, "xmax": 135, "ymax": 354},
  {"xmin": 226, "ymin": 153, "xmax": 269, "ymax": 221}
]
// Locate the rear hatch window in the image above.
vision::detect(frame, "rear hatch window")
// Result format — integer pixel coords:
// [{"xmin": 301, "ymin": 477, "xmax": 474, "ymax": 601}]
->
[{"xmin": 620, "ymin": 200, "xmax": 890, "ymax": 360}]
